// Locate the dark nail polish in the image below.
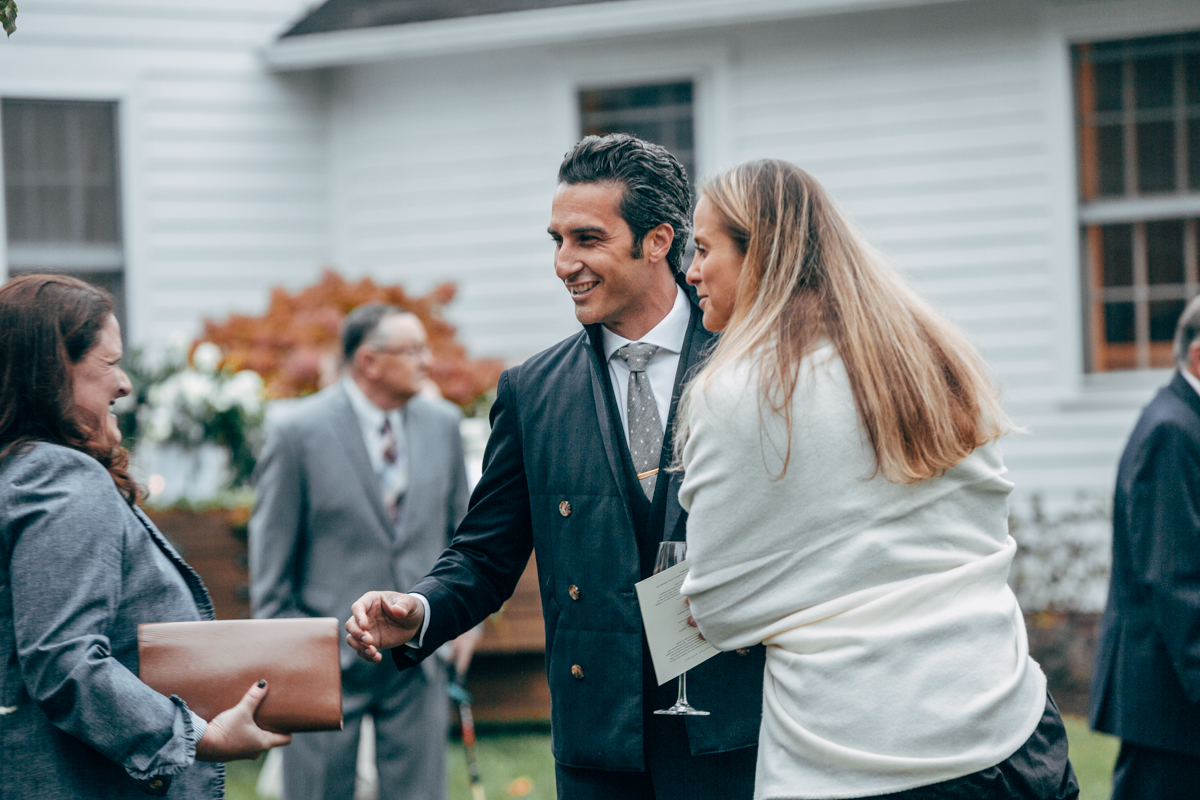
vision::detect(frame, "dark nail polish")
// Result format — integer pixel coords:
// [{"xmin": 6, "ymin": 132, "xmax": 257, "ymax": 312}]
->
[{"xmin": 257, "ymin": 679, "xmax": 266, "ymax": 688}]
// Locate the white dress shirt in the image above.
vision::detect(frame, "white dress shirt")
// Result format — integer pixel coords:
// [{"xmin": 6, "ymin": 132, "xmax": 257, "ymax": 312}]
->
[
  {"xmin": 342, "ymin": 377, "xmax": 406, "ymax": 477},
  {"xmin": 1182, "ymin": 366, "xmax": 1200, "ymax": 399},
  {"xmin": 407, "ymin": 286, "xmax": 691, "ymax": 651},
  {"xmin": 601, "ymin": 283, "xmax": 690, "ymax": 444}
]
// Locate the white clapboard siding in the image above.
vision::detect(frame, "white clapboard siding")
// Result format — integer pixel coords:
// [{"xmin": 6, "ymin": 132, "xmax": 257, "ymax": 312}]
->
[
  {"xmin": 326, "ymin": 52, "xmax": 575, "ymax": 359},
  {"xmin": 0, "ymin": 0, "xmax": 328, "ymax": 349}
]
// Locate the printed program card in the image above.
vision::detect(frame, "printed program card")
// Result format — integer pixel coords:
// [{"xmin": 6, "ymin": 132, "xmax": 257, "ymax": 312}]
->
[{"xmin": 635, "ymin": 560, "xmax": 721, "ymax": 685}]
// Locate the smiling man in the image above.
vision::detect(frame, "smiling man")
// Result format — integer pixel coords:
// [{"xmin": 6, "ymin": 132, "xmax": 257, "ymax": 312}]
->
[{"xmin": 347, "ymin": 134, "xmax": 765, "ymax": 800}]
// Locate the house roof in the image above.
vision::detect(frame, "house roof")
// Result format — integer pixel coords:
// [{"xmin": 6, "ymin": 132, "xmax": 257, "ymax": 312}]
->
[
  {"xmin": 267, "ymin": 0, "xmax": 963, "ymax": 71},
  {"xmin": 284, "ymin": 0, "xmax": 628, "ymax": 38}
]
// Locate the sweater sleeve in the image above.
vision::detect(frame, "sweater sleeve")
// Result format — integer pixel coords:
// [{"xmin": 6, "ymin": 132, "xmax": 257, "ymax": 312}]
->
[
  {"xmin": 9, "ymin": 447, "xmax": 198, "ymax": 783},
  {"xmin": 678, "ymin": 371, "xmax": 795, "ymax": 651}
]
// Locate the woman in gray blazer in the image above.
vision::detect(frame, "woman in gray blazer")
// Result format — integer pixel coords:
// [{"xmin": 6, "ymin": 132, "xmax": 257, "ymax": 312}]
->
[{"xmin": 0, "ymin": 275, "xmax": 290, "ymax": 799}]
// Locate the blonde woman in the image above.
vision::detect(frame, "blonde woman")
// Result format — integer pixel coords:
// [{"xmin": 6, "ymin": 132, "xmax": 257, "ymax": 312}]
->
[{"xmin": 676, "ymin": 160, "xmax": 1078, "ymax": 800}]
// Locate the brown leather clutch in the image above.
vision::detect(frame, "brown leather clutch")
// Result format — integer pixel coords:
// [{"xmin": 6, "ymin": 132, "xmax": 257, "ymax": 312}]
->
[{"xmin": 138, "ymin": 618, "xmax": 344, "ymax": 733}]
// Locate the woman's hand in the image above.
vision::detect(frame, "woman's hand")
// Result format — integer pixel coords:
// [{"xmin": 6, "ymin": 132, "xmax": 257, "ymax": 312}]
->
[{"xmin": 195, "ymin": 680, "xmax": 292, "ymax": 762}]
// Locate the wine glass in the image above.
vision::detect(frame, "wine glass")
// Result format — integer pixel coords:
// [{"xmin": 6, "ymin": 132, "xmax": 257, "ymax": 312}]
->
[{"xmin": 652, "ymin": 541, "xmax": 710, "ymax": 716}]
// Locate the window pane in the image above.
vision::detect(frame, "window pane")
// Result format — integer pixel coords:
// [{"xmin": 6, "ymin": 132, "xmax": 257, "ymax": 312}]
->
[
  {"xmin": 1190, "ymin": 118, "xmax": 1200, "ymax": 191},
  {"xmin": 2, "ymin": 99, "xmax": 120, "ymax": 245},
  {"xmin": 579, "ymin": 82, "xmax": 695, "ymax": 186},
  {"xmin": 1147, "ymin": 219, "xmax": 1185, "ymax": 284},
  {"xmin": 1150, "ymin": 299, "xmax": 1187, "ymax": 341},
  {"xmin": 1104, "ymin": 301, "xmax": 1136, "ymax": 343},
  {"xmin": 1137, "ymin": 121, "xmax": 1176, "ymax": 193},
  {"xmin": 1097, "ymin": 124, "xmax": 1126, "ymax": 196},
  {"xmin": 1095, "ymin": 61, "xmax": 1124, "ymax": 112},
  {"xmin": 1101, "ymin": 224, "xmax": 1134, "ymax": 286},
  {"xmin": 1135, "ymin": 57, "xmax": 1175, "ymax": 109},
  {"xmin": 1187, "ymin": 53, "xmax": 1200, "ymax": 104}
]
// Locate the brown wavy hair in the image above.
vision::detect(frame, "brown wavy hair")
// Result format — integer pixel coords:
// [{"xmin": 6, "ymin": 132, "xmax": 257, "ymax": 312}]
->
[
  {"xmin": 0, "ymin": 274, "xmax": 141, "ymax": 503},
  {"xmin": 677, "ymin": 160, "xmax": 1013, "ymax": 484}
]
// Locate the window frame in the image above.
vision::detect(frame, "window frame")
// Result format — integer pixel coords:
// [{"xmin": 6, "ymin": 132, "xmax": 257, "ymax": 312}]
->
[
  {"xmin": 1073, "ymin": 31, "xmax": 1200, "ymax": 373},
  {"xmin": 0, "ymin": 87, "xmax": 133, "ymax": 338}
]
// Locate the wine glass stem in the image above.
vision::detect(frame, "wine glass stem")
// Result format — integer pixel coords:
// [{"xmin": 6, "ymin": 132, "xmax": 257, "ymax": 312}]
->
[{"xmin": 678, "ymin": 672, "xmax": 688, "ymax": 706}]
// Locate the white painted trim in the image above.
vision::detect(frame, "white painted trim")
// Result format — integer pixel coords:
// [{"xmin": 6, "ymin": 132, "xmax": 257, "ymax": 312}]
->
[
  {"xmin": 1041, "ymin": 0, "xmax": 1200, "ymax": 44},
  {"xmin": 0, "ymin": 102, "xmax": 6, "ymax": 283},
  {"xmin": 1036, "ymin": 22, "xmax": 1087, "ymax": 402},
  {"xmin": 264, "ymin": 0, "xmax": 964, "ymax": 71},
  {"xmin": 6, "ymin": 243, "xmax": 123, "ymax": 271},
  {"xmin": 549, "ymin": 37, "xmax": 732, "ymax": 183},
  {"xmin": 1080, "ymin": 194, "xmax": 1200, "ymax": 225}
]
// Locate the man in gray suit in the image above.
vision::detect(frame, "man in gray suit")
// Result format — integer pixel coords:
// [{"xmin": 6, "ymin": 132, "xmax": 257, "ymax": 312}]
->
[{"xmin": 250, "ymin": 304, "xmax": 472, "ymax": 800}]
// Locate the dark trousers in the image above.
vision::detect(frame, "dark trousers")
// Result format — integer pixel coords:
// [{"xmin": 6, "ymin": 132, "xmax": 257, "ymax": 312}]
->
[
  {"xmin": 1111, "ymin": 741, "xmax": 1200, "ymax": 800},
  {"xmin": 282, "ymin": 660, "xmax": 447, "ymax": 800}
]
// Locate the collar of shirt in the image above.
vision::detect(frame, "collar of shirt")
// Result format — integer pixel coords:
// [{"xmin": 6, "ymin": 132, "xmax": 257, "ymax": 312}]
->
[
  {"xmin": 1182, "ymin": 367, "xmax": 1200, "ymax": 400},
  {"xmin": 600, "ymin": 284, "xmax": 690, "ymax": 442},
  {"xmin": 341, "ymin": 376, "xmax": 404, "ymax": 474},
  {"xmin": 601, "ymin": 283, "xmax": 690, "ymax": 360}
]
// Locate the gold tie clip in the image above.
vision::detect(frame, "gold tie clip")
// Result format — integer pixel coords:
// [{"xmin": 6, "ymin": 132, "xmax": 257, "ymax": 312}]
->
[{"xmin": 637, "ymin": 468, "xmax": 659, "ymax": 480}]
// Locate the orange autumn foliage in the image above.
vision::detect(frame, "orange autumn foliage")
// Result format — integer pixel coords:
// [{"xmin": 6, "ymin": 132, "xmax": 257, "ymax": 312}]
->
[{"xmin": 200, "ymin": 270, "xmax": 504, "ymax": 406}]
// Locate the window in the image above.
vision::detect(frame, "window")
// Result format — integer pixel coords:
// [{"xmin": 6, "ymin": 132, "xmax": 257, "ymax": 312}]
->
[
  {"xmin": 2, "ymin": 99, "xmax": 126, "ymax": 332},
  {"xmin": 579, "ymin": 81, "xmax": 695, "ymax": 187},
  {"xmin": 1075, "ymin": 33, "xmax": 1200, "ymax": 371}
]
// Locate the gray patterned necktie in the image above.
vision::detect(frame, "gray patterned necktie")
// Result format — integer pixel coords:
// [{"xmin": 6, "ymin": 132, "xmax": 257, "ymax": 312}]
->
[{"xmin": 615, "ymin": 343, "xmax": 663, "ymax": 499}]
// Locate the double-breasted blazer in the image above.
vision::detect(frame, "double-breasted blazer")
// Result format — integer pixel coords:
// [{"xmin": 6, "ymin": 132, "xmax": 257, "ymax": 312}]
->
[
  {"xmin": 250, "ymin": 383, "xmax": 469, "ymax": 676},
  {"xmin": 397, "ymin": 290, "xmax": 766, "ymax": 771},
  {"xmin": 1090, "ymin": 372, "xmax": 1200, "ymax": 754},
  {"xmin": 1, "ymin": 443, "xmax": 221, "ymax": 799}
]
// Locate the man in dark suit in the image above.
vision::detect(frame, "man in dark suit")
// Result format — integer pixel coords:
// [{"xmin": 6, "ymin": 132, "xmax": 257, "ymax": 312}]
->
[
  {"xmin": 251, "ymin": 305, "xmax": 473, "ymax": 800},
  {"xmin": 1089, "ymin": 295, "xmax": 1200, "ymax": 799},
  {"xmin": 347, "ymin": 134, "xmax": 764, "ymax": 799}
]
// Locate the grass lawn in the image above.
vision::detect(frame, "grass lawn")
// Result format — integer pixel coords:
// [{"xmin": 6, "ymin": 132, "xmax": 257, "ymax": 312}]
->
[
  {"xmin": 225, "ymin": 728, "xmax": 556, "ymax": 800},
  {"xmin": 227, "ymin": 719, "xmax": 1117, "ymax": 800},
  {"xmin": 1063, "ymin": 715, "xmax": 1120, "ymax": 800}
]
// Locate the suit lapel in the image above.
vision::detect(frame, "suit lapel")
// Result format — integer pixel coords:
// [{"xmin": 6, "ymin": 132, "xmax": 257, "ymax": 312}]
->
[
  {"xmin": 660, "ymin": 299, "xmax": 713, "ymax": 542},
  {"xmin": 394, "ymin": 398, "xmax": 434, "ymax": 545},
  {"xmin": 1169, "ymin": 371, "xmax": 1200, "ymax": 425},
  {"xmin": 330, "ymin": 384, "xmax": 393, "ymax": 534},
  {"xmin": 584, "ymin": 328, "xmax": 633, "ymax": 512}
]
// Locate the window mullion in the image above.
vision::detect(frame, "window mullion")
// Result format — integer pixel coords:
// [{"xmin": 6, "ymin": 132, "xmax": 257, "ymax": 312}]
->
[
  {"xmin": 1176, "ymin": 54, "xmax": 1188, "ymax": 192},
  {"xmin": 1086, "ymin": 226, "xmax": 1107, "ymax": 371},
  {"xmin": 1133, "ymin": 221, "xmax": 1150, "ymax": 368},
  {"xmin": 1186, "ymin": 218, "xmax": 1199, "ymax": 299},
  {"xmin": 1124, "ymin": 59, "xmax": 1138, "ymax": 197}
]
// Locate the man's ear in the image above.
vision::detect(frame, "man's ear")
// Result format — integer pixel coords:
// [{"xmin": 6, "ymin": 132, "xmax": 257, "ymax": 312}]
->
[
  {"xmin": 1188, "ymin": 341, "xmax": 1200, "ymax": 379},
  {"xmin": 642, "ymin": 223, "xmax": 675, "ymax": 267}
]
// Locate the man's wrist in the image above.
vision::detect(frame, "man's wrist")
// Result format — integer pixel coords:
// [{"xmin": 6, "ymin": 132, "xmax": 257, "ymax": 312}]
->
[{"xmin": 406, "ymin": 593, "xmax": 431, "ymax": 650}]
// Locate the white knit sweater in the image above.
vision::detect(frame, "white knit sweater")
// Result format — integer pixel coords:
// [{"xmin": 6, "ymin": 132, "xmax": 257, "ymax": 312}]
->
[{"xmin": 679, "ymin": 344, "xmax": 1046, "ymax": 799}]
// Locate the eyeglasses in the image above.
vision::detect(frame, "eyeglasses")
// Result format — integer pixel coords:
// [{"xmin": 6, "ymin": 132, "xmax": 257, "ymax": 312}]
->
[{"xmin": 370, "ymin": 343, "xmax": 431, "ymax": 359}]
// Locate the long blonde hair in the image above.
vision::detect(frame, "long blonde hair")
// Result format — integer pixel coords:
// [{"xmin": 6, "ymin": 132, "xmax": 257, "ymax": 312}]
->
[{"xmin": 676, "ymin": 160, "xmax": 1012, "ymax": 484}]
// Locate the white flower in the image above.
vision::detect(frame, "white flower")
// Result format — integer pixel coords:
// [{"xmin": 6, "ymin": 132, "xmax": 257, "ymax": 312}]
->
[
  {"xmin": 192, "ymin": 342, "xmax": 223, "ymax": 375},
  {"xmin": 220, "ymin": 370, "xmax": 264, "ymax": 415},
  {"xmin": 178, "ymin": 371, "xmax": 218, "ymax": 411}
]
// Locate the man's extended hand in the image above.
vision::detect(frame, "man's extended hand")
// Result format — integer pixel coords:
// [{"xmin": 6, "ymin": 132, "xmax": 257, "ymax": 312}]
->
[{"xmin": 345, "ymin": 591, "xmax": 425, "ymax": 663}]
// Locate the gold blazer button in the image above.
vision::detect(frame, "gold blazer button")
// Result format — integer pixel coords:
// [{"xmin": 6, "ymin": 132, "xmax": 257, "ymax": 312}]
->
[
  {"xmin": 568, "ymin": 585, "xmax": 581, "ymax": 601},
  {"xmin": 571, "ymin": 664, "xmax": 585, "ymax": 680},
  {"xmin": 559, "ymin": 500, "xmax": 572, "ymax": 517}
]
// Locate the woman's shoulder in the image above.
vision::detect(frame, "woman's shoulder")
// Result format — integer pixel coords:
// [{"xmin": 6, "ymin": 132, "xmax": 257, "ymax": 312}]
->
[{"xmin": 1, "ymin": 442, "xmax": 121, "ymax": 504}]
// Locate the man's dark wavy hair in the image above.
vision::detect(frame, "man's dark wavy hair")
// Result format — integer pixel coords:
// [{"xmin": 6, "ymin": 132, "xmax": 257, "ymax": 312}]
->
[
  {"xmin": 557, "ymin": 133, "xmax": 692, "ymax": 275},
  {"xmin": 0, "ymin": 274, "xmax": 140, "ymax": 504}
]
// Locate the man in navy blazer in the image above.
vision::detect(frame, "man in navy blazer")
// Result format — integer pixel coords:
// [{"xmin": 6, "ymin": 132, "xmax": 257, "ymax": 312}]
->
[
  {"xmin": 347, "ymin": 134, "xmax": 764, "ymax": 799},
  {"xmin": 1089, "ymin": 295, "xmax": 1200, "ymax": 799}
]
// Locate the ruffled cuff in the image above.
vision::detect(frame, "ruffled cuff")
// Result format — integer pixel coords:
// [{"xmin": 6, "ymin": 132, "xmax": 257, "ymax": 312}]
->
[{"xmin": 124, "ymin": 695, "xmax": 197, "ymax": 792}]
